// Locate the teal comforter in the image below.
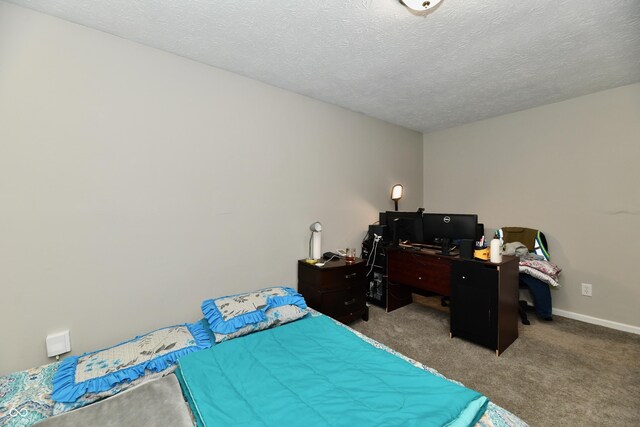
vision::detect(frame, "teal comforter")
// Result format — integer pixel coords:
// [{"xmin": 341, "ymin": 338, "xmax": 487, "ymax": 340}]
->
[{"xmin": 177, "ymin": 315, "xmax": 488, "ymax": 427}]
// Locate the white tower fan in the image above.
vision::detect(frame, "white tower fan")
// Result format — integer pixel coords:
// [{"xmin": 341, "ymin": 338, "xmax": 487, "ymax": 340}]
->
[{"xmin": 309, "ymin": 222, "xmax": 322, "ymax": 260}]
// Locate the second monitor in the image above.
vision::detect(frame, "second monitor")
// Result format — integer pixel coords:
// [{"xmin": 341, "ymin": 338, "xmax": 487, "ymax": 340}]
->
[
  {"xmin": 422, "ymin": 213, "xmax": 478, "ymax": 255},
  {"xmin": 380, "ymin": 211, "xmax": 423, "ymax": 244}
]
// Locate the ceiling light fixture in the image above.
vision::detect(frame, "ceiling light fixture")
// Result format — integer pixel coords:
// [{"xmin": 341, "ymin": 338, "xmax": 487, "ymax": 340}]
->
[{"xmin": 399, "ymin": 0, "xmax": 443, "ymax": 15}]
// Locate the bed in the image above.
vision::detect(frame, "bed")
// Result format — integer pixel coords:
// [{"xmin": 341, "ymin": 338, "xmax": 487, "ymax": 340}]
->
[{"xmin": 1, "ymin": 308, "xmax": 528, "ymax": 427}]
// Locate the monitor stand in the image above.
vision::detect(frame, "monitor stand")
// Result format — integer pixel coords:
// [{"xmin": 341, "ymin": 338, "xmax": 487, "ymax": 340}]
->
[{"xmin": 436, "ymin": 238, "xmax": 455, "ymax": 256}]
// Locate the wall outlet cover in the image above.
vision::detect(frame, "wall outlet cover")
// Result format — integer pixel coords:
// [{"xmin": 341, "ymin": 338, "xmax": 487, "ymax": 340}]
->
[{"xmin": 46, "ymin": 330, "xmax": 71, "ymax": 357}]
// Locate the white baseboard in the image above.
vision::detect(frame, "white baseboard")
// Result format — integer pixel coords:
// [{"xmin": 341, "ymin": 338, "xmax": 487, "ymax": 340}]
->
[{"xmin": 552, "ymin": 308, "xmax": 640, "ymax": 335}]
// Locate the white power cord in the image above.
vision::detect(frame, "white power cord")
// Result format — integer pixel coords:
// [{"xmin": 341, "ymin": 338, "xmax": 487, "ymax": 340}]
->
[
  {"xmin": 366, "ymin": 234, "xmax": 382, "ymax": 277},
  {"xmin": 316, "ymin": 254, "xmax": 341, "ymax": 267}
]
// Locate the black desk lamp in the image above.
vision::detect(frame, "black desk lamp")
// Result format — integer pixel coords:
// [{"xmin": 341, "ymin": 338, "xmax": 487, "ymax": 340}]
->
[{"xmin": 391, "ymin": 184, "xmax": 403, "ymax": 211}]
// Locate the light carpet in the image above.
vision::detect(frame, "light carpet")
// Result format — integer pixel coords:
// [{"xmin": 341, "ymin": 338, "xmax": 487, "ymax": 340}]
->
[{"xmin": 350, "ymin": 296, "xmax": 640, "ymax": 427}]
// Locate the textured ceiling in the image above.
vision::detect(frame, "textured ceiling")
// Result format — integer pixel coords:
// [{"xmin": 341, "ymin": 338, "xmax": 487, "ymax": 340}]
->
[{"xmin": 6, "ymin": 0, "xmax": 640, "ymax": 133}]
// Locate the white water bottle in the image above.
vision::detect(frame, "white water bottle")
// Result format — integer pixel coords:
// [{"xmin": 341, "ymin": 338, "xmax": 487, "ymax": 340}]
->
[{"xmin": 490, "ymin": 236, "xmax": 502, "ymax": 263}]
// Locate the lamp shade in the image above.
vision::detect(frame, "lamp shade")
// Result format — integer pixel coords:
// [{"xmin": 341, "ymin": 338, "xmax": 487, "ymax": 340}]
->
[
  {"xmin": 391, "ymin": 184, "xmax": 403, "ymax": 211},
  {"xmin": 391, "ymin": 184, "xmax": 403, "ymax": 201}
]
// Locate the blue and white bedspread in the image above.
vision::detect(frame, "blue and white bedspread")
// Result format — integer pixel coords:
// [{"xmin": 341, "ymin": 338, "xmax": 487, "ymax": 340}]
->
[
  {"xmin": 177, "ymin": 313, "xmax": 528, "ymax": 427},
  {"xmin": 0, "ymin": 363, "xmax": 175, "ymax": 427},
  {"xmin": 1, "ymin": 311, "xmax": 527, "ymax": 427},
  {"xmin": 0, "ymin": 363, "xmax": 57, "ymax": 427}
]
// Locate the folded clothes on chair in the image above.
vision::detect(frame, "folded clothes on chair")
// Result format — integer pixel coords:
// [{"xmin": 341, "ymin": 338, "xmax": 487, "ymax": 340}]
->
[
  {"xmin": 520, "ymin": 259, "xmax": 562, "ymax": 282},
  {"xmin": 499, "ymin": 227, "xmax": 558, "ymax": 323},
  {"xmin": 502, "ymin": 242, "xmax": 529, "ymax": 257}
]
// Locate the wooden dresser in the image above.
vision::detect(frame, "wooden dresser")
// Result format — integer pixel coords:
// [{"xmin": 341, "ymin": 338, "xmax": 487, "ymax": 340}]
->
[{"xmin": 298, "ymin": 258, "xmax": 369, "ymax": 324}]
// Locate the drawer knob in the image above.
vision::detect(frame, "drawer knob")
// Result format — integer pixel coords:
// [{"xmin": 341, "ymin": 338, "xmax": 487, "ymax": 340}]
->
[
  {"xmin": 345, "ymin": 273, "xmax": 357, "ymax": 279},
  {"xmin": 344, "ymin": 298, "xmax": 356, "ymax": 306}
]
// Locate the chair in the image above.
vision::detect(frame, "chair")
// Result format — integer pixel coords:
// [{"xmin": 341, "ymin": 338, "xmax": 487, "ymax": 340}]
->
[{"xmin": 498, "ymin": 227, "xmax": 553, "ymax": 324}]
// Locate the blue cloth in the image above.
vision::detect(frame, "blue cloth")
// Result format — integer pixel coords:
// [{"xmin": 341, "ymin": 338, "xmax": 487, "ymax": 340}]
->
[
  {"xmin": 520, "ymin": 274, "xmax": 553, "ymax": 319},
  {"xmin": 177, "ymin": 315, "xmax": 488, "ymax": 427}
]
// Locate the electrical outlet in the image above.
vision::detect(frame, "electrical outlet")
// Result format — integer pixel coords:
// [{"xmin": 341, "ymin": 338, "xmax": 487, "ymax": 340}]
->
[{"xmin": 581, "ymin": 283, "xmax": 593, "ymax": 297}]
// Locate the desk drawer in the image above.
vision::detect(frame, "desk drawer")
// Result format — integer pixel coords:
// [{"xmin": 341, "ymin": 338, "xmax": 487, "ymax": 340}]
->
[{"xmin": 388, "ymin": 250, "xmax": 452, "ymax": 296}]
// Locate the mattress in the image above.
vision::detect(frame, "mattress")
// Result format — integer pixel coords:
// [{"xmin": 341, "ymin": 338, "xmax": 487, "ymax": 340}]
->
[
  {"xmin": 0, "ymin": 311, "xmax": 528, "ymax": 427},
  {"xmin": 176, "ymin": 313, "xmax": 525, "ymax": 427}
]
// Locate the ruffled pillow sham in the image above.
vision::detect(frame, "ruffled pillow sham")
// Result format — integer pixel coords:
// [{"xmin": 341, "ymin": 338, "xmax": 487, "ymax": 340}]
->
[
  {"xmin": 201, "ymin": 286, "xmax": 307, "ymax": 335},
  {"xmin": 52, "ymin": 366, "xmax": 175, "ymax": 415},
  {"xmin": 209, "ymin": 304, "xmax": 308, "ymax": 343},
  {"xmin": 51, "ymin": 322, "xmax": 211, "ymax": 403}
]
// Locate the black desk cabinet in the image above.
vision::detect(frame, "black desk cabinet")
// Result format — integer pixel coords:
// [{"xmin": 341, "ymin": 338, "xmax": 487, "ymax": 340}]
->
[
  {"xmin": 298, "ymin": 259, "xmax": 369, "ymax": 324},
  {"xmin": 450, "ymin": 257, "xmax": 519, "ymax": 356}
]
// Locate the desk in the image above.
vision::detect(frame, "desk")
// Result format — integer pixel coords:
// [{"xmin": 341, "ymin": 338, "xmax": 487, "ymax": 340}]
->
[
  {"xmin": 386, "ymin": 247, "xmax": 519, "ymax": 355},
  {"xmin": 387, "ymin": 247, "xmax": 454, "ymax": 311}
]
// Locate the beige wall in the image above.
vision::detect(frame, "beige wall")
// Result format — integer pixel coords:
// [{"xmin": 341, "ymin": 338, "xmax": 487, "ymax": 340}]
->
[
  {"xmin": 423, "ymin": 83, "xmax": 640, "ymax": 329},
  {"xmin": 0, "ymin": 3, "xmax": 423, "ymax": 374}
]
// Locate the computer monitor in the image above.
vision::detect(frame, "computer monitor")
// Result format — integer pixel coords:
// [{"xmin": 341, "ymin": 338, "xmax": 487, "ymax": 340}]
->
[
  {"xmin": 379, "ymin": 211, "xmax": 422, "ymax": 226},
  {"xmin": 393, "ymin": 217, "xmax": 424, "ymax": 245},
  {"xmin": 379, "ymin": 211, "xmax": 423, "ymax": 244},
  {"xmin": 422, "ymin": 213, "xmax": 478, "ymax": 254}
]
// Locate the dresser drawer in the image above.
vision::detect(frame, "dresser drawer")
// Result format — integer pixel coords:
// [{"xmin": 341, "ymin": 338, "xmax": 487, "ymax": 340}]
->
[
  {"xmin": 298, "ymin": 261, "xmax": 366, "ymax": 290},
  {"xmin": 299, "ymin": 282, "xmax": 366, "ymax": 317},
  {"xmin": 297, "ymin": 258, "xmax": 368, "ymax": 324},
  {"xmin": 321, "ymin": 286, "xmax": 366, "ymax": 318},
  {"xmin": 387, "ymin": 250, "xmax": 452, "ymax": 296}
]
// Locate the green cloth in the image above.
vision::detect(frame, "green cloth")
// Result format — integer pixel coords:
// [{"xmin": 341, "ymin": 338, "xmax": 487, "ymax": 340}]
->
[{"xmin": 177, "ymin": 315, "xmax": 488, "ymax": 427}]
